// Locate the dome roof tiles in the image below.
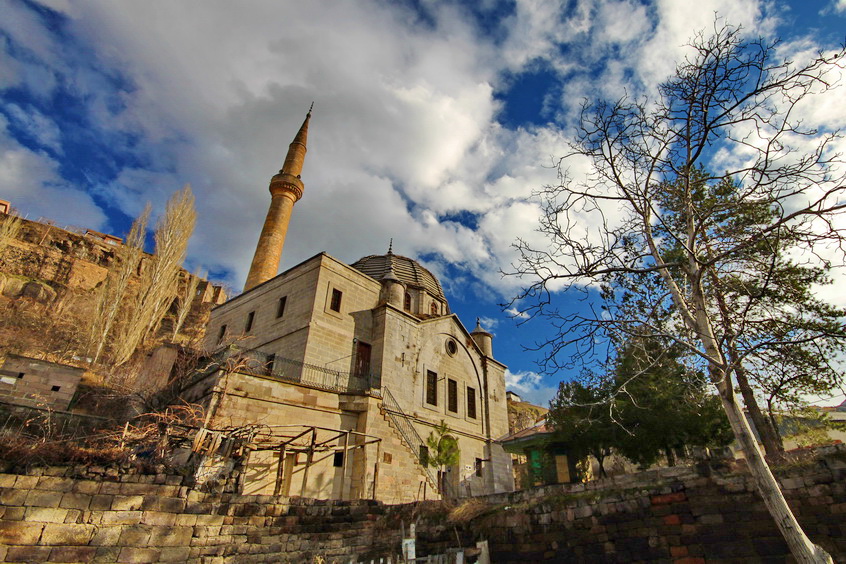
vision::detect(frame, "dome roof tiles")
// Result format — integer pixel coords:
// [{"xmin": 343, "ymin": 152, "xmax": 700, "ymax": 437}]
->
[{"xmin": 350, "ymin": 253, "xmax": 446, "ymax": 302}]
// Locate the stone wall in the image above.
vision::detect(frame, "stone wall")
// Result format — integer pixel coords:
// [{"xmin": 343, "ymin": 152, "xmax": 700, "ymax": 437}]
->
[{"xmin": 2, "ymin": 450, "xmax": 846, "ymax": 562}]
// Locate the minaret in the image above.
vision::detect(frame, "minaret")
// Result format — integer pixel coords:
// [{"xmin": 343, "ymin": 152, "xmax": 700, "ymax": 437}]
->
[{"xmin": 243, "ymin": 106, "xmax": 312, "ymax": 291}]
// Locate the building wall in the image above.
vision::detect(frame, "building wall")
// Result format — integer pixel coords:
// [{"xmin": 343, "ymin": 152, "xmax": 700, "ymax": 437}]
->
[
  {"xmin": 203, "ymin": 255, "xmax": 325, "ymax": 363},
  {"xmin": 0, "ymin": 355, "xmax": 83, "ymax": 410}
]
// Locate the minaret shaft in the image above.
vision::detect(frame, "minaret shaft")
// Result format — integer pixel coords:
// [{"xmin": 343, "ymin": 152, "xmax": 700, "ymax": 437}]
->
[
  {"xmin": 243, "ymin": 108, "xmax": 312, "ymax": 292},
  {"xmin": 243, "ymin": 192, "xmax": 297, "ymax": 291}
]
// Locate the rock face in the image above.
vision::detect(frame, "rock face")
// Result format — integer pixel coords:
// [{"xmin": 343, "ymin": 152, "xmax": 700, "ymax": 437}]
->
[
  {"xmin": 507, "ymin": 399, "xmax": 549, "ymax": 434},
  {"xmin": 0, "ymin": 214, "xmax": 225, "ymax": 363}
]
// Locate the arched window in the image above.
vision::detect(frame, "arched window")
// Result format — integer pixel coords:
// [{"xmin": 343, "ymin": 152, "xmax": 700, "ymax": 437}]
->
[
  {"xmin": 430, "ymin": 301, "xmax": 438, "ymax": 316},
  {"xmin": 404, "ymin": 292, "xmax": 412, "ymax": 311}
]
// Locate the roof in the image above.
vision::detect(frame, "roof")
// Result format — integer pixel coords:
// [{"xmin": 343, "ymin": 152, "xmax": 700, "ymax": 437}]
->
[
  {"xmin": 498, "ymin": 416, "xmax": 555, "ymax": 451},
  {"xmin": 350, "ymin": 252, "xmax": 446, "ymax": 301}
]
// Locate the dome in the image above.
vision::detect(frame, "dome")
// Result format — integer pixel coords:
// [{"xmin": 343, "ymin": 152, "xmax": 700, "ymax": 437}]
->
[{"xmin": 351, "ymin": 253, "xmax": 446, "ymax": 302}]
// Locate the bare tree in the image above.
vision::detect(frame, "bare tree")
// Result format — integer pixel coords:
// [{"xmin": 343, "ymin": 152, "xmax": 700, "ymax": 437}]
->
[
  {"xmin": 172, "ymin": 269, "xmax": 202, "ymax": 341},
  {"xmin": 510, "ymin": 23, "xmax": 845, "ymax": 563},
  {"xmin": 0, "ymin": 212, "xmax": 22, "ymax": 264},
  {"xmin": 113, "ymin": 185, "xmax": 196, "ymax": 365},
  {"xmin": 90, "ymin": 205, "xmax": 150, "ymax": 364}
]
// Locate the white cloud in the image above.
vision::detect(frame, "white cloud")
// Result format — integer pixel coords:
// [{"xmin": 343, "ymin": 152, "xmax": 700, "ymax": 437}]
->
[
  {"xmin": 4, "ymin": 104, "xmax": 63, "ymax": 153},
  {"xmin": 4, "ymin": 0, "xmax": 844, "ymax": 315},
  {"xmin": 505, "ymin": 368, "xmax": 558, "ymax": 406},
  {"xmin": 828, "ymin": 0, "xmax": 846, "ymax": 14},
  {"xmin": 0, "ymin": 116, "xmax": 106, "ymax": 229}
]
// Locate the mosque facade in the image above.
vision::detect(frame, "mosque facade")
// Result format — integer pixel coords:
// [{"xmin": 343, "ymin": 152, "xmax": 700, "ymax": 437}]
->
[{"xmin": 190, "ymin": 109, "xmax": 513, "ymax": 503}]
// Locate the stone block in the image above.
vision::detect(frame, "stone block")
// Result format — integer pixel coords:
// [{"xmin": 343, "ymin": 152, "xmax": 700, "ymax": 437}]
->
[
  {"xmin": 5, "ymin": 546, "xmax": 52, "ymax": 563},
  {"xmin": 195, "ymin": 514, "xmax": 226, "ymax": 526},
  {"xmin": 25, "ymin": 506, "xmax": 69, "ymax": 523},
  {"xmin": 2, "ymin": 506, "xmax": 26, "ymax": 520},
  {"xmin": 93, "ymin": 547, "xmax": 121, "ymax": 562},
  {"xmin": 101, "ymin": 510, "xmax": 142, "ymax": 525},
  {"xmin": 98, "ymin": 482, "xmax": 122, "ymax": 495},
  {"xmin": 174, "ymin": 514, "xmax": 198, "ymax": 526},
  {"xmin": 40, "ymin": 523, "xmax": 96, "ymax": 545},
  {"xmin": 48, "ymin": 546, "xmax": 97, "ymax": 562},
  {"xmin": 26, "ymin": 489, "xmax": 64, "ymax": 508},
  {"xmin": 0, "ymin": 473, "xmax": 17, "ymax": 487},
  {"xmin": 89, "ymin": 495, "xmax": 113, "ymax": 511},
  {"xmin": 119, "ymin": 482, "xmax": 155, "ymax": 495},
  {"xmin": 0, "ymin": 487, "xmax": 28, "ymax": 506},
  {"xmin": 117, "ymin": 547, "xmax": 161, "ymax": 563},
  {"xmin": 111, "ymin": 495, "xmax": 144, "ymax": 511},
  {"xmin": 37, "ymin": 476, "xmax": 76, "ymax": 492},
  {"xmin": 141, "ymin": 496, "xmax": 185, "ymax": 512},
  {"xmin": 148, "ymin": 525, "xmax": 194, "ymax": 546},
  {"xmin": 90, "ymin": 526, "xmax": 122, "ymax": 546},
  {"xmin": 158, "ymin": 547, "xmax": 192, "ymax": 562},
  {"xmin": 14, "ymin": 475, "xmax": 39, "ymax": 489},
  {"xmin": 64, "ymin": 509, "xmax": 84, "ymax": 524},
  {"xmin": 663, "ymin": 514, "xmax": 682, "ymax": 526},
  {"xmin": 118, "ymin": 524, "xmax": 152, "ymax": 546},
  {"xmin": 60, "ymin": 492, "xmax": 91, "ymax": 510},
  {"xmin": 72, "ymin": 480, "xmax": 100, "ymax": 495},
  {"xmin": 0, "ymin": 521, "xmax": 44, "ymax": 544},
  {"xmin": 140, "ymin": 510, "xmax": 177, "ymax": 526}
]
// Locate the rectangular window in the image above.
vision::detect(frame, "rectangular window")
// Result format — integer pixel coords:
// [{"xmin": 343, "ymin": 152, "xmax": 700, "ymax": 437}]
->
[
  {"xmin": 276, "ymin": 296, "xmax": 287, "ymax": 318},
  {"xmin": 447, "ymin": 379, "xmax": 458, "ymax": 413},
  {"xmin": 425, "ymin": 371, "xmax": 438, "ymax": 406},
  {"xmin": 467, "ymin": 386, "xmax": 477, "ymax": 419},
  {"xmin": 51, "ymin": 385, "xmax": 61, "ymax": 392},
  {"xmin": 217, "ymin": 324, "xmax": 227, "ymax": 343},
  {"xmin": 419, "ymin": 445, "xmax": 429, "ymax": 467},
  {"xmin": 245, "ymin": 311, "xmax": 255, "ymax": 332},
  {"xmin": 330, "ymin": 288, "xmax": 343, "ymax": 312},
  {"xmin": 475, "ymin": 458, "xmax": 483, "ymax": 477},
  {"xmin": 333, "ymin": 451, "xmax": 344, "ymax": 467}
]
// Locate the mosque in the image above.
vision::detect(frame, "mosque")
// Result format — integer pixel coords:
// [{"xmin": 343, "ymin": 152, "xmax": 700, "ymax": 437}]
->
[{"xmin": 188, "ymin": 108, "xmax": 513, "ymax": 503}]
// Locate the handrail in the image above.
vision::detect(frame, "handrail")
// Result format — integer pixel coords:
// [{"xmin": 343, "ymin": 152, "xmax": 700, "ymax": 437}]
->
[
  {"xmin": 210, "ymin": 348, "xmax": 371, "ymax": 395},
  {"xmin": 380, "ymin": 386, "xmax": 443, "ymax": 495}
]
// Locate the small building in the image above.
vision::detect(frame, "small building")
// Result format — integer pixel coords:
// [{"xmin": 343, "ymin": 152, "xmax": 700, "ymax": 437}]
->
[
  {"xmin": 83, "ymin": 229, "xmax": 122, "ymax": 246},
  {"xmin": 0, "ymin": 354, "xmax": 83, "ymax": 411},
  {"xmin": 499, "ymin": 417, "xmax": 579, "ymax": 488}
]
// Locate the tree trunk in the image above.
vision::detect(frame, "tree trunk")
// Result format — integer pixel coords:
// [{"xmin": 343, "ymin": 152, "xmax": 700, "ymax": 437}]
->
[
  {"xmin": 766, "ymin": 397, "xmax": 786, "ymax": 450},
  {"xmin": 664, "ymin": 446, "xmax": 676, "ymax": 467},
  {"xmin": 733, "ymin": 364, "xmax": 784, "ymax": 460},
  {"xmin": 716, "ymin": 379, "xmax": 831, "ymax": 563},
  {"xmin": 687, "ymin": 275, "xmax": 830, "ymax": 562},
  {"xmin": 594, "ymin": 453, "xmax": 607, "ymax": 478}
]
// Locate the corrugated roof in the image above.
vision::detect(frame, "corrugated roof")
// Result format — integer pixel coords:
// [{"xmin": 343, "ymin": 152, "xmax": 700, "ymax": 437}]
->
[{"xmin": 350, "ymin": 253, "xmax": 446, "ymax": 301}]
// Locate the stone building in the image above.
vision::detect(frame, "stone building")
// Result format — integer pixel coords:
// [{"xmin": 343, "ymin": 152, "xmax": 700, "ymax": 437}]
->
[
  {"xmin": 0, "ymin": 354, "xmax": 83, "ymax": 411},
  {"xmin": 187, "ymin": 108, "xmax": 513, "ymax": 503}
]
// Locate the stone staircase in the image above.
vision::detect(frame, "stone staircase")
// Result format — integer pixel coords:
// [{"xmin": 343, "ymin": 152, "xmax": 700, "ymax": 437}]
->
[{"xmin": 377, "ymin": 387, "xmax": 441, "ymax": 497}]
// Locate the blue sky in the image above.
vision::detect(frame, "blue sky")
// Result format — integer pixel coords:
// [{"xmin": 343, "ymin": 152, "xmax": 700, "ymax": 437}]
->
[{"xmin": 2, "ymin": 0, "xmax": 846, "ymax": 406}]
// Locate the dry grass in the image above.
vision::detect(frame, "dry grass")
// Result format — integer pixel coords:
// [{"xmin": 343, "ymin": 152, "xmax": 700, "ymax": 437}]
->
[{"xmin": 447, "ymin": 498, "xmax": 494, "ymax": 524}]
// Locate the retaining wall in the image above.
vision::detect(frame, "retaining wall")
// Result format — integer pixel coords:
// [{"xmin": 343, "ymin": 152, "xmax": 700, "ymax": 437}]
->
[{"xmin": 1, "ymin": 450, "xmax": 845, "ymax": 562}]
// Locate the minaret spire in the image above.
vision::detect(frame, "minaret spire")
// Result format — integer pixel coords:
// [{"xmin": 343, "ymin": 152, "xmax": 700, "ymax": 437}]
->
[{"xmin": 243, "ymin": 106, "xmax": 313, "ymax": 291}]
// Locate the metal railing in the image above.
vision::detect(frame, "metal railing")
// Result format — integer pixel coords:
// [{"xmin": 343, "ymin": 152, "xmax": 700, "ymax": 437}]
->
[
  {"xmin": 380, "ymin": 386, "xmax": 442, "ymax": 495},
  {"xmin": 212, "ymin": 348, "xmax": 372, "ymax": 395}
]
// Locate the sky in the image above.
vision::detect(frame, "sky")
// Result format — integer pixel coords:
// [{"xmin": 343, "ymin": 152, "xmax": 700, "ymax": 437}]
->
[{"xmin": 2, "ymin": 0, "xmax": 846, "ymax": 406}]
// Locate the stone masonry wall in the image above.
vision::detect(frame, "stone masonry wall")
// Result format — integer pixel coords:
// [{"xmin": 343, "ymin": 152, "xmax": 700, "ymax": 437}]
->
[{"xmin": 2, "ymin": 449, "xmax": 846, "ymax": 563}]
